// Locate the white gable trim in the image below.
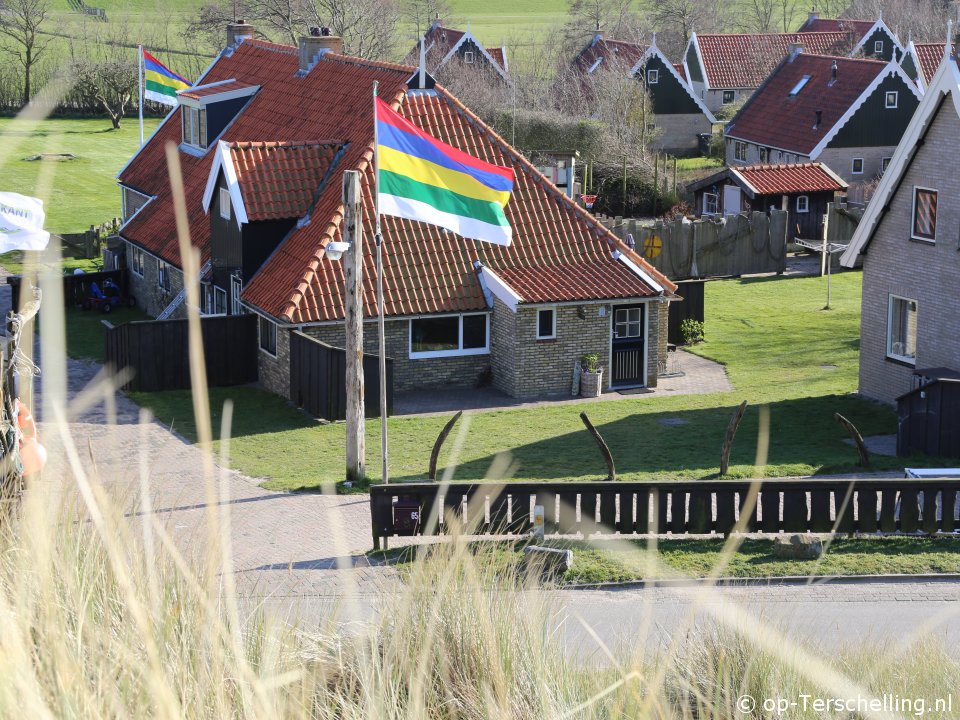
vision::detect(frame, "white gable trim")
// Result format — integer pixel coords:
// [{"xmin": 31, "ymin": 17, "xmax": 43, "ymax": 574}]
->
[
  {"xmin": 841, "ymin": 53, "xmax": 960, "ymax": 266},
  {"xmin": 900, "ymin": 40, "xmax": 927, "ymax": 92},
  {"xmin": 808, "ymin": 59, "xmax": 921, "ymax": 159},
  {"xmin": 617, "ymin": 253, "xmax": 664, "ymax": 294},
  {"xmin": 177, "ymin": 79, "xmax": 259, "ymax": 108},
  {"xmin": 629, "ymin": 45, "xmax": 717, "ymax": 124},
  {"xmin": 437, "ymin": 29, "xmax": 509, "ymax": 81},
  {"xmin": 684, "ymin": 32, "xmax": 710, "ymax": 92},
  {"xmin": 201, "ymin": 141, "xmax": 248, "ymax": 228},
  {"xmin": 849, "ymin": 17, "xmax": 904, "ymax": 59},
  {"xmin": 478, "ymin": 264, "xmax": 521, "ymax": 312}
]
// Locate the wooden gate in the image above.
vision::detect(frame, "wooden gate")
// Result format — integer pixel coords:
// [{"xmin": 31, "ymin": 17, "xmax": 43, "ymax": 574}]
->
[
  {"xmin": 289, "ymin": 331, "xmax": 393, "ymax": 421},
  {"xmin": 897, "ymin": 378, "xmax": 960, "ymax": 458}
]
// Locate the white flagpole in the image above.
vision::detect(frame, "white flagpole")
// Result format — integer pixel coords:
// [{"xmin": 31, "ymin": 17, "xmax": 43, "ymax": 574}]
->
[
  {"xmin": 373, "ymin": 80, "xmax": 388, "ymax": 485},
  {"xmin": 138, "ymin": 45, "xmax": 144, "ymax": 146}
]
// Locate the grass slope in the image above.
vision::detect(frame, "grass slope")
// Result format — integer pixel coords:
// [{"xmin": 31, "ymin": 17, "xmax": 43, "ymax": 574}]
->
[
  {"xmin": 0, "ymin": 116, "xmax": 162, "ymax": 235},
  {"xmin": 134, "ymin": 272, "xmax": 933, "ymax": 491}
]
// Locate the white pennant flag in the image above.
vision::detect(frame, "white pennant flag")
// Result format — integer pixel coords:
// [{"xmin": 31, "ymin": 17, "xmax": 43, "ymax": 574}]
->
[{"xmin": 0, "ymin": 192, "xmax": 51, "ymax": 252}]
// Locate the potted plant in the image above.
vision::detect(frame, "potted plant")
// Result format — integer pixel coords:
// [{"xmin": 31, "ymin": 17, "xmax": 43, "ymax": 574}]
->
[{"xmin": 580, "ymin": 352, "xmax": 603, "ymax": 397}]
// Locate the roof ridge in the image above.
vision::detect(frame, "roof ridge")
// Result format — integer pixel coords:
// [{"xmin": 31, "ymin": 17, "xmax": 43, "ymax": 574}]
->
[
  {"xmin": 243, "ymin": 38, "xmax": 297, "ymax": 56},
  {"xmin": 229, "ymin": 139, "xmax": 346, "ymax": 149},
  {"xmin": 322, "ymin": 51, "xmax": 418, "ymax": 75}
]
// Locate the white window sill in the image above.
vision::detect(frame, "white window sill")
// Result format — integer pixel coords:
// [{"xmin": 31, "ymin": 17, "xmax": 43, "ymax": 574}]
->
[
  {"xmin": 410, "ymin": 348, "xmax": 490, "ymax": 360},
  {"xmin": 910, "ymin": 236, "xmax": 935, "ymax": 244},
  {"xmin": 886, "ymin": 353, "xmax": 916, "ymax": 366}
]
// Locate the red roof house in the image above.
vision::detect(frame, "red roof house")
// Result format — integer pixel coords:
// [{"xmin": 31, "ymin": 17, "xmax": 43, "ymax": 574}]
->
[
  {"xmin": 116, "ymin": 28, "xmax": 675, "ymax": 403},
  {"xmin": 402, "ymin": 18, "xmax": 508, "ymax": 81}
]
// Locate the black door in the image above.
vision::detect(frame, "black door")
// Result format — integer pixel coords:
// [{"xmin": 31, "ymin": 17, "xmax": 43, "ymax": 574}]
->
[{"xmin": 611, "ymin": 305, "xmax": 645, "ymax": 387}]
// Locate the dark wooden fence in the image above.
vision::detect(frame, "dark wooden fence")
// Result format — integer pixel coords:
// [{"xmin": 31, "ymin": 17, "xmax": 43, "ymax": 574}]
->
[
  {"xmin": 667, "ymin": 279, "xmax": 705, "ymax": 346},
  {"xmin": 104, "ymin": 314, "xmax": 258, "ymax": 392},
  {"xmin": 898, "ymin": 379, "xmax": 960, "ymax": 458},
  {"xmin": 290, "ymin": 331, "xmax": 394, "ymax": 421},
  {"xmin": 369, "ymin": 478, "xmax": 960, "ymax": 549},
  {"xmin": 7, "ymin": 269, "xmax": 127, "ymax": 311}
]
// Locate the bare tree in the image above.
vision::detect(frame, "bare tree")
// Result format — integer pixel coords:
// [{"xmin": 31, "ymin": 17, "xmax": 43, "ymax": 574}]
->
[
  {"xmin": 250, "ymin": 0, "xmax": 307, "ymax": 45},
  {"xmin": 402, "ymin": 0, "xmax": 451, "ymax": 39},
  {"xmin": 0, "ymin": 0, "xmax": 51, "ymax": 105},
  {"xmin": 647, "ymin": 0, "xmax": 732, "ymax": 57},
  {"xmin": 71, "ymin": 58, "xmax": 137, "ymax": 129},
  {"xmin": 189, "ymin": 2, "xmax": 255, "ymax": 53},
  {"xmin": 845, "ymin": 0, "xmax": 953, "ymax": 43},
  {"xmin": 743, "ymin": 0, "xmax": 778, "ymax": 31},
  {"xmin": 779, "ymin": 0, "xmax": 802, "ymax": 31},
  {"xmin": 434, "ymin": 62, "xmax": 509, "ymax": 124},
  {"xmin": 306, "ymin": 0, "xmax": 400, "ymax": 59}
]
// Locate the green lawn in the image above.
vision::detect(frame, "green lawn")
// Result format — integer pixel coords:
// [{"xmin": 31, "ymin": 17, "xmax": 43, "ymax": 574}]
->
[
  {"xmin": 0, "ymin": 245, "xmax": 102, "ymax": 276},
  {"xmin": 374, "ymin": 536, "xmax": 960, "ymax": 583},
  {"xmin": 65, "ymin": 305, "xmax": 151, "ymax": 363},
  {"xmin": 132, "ymin": 271, "xmax": 937, "ymax": 491},
  {"xmin": 0, "ymin": 117, "xmax": 161, "ymax": 235}
]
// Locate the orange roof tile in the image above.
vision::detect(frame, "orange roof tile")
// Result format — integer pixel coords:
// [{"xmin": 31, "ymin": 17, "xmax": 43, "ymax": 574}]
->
[
  {"xmin": 735, "ymin": 163, "xmax": 847, "ymax": 194},
  {"xmin": 573, "ymin": 36, "xmax": 648, "ymax": 73},
  {"xmin": 798, "ymin": 18, "xmax": 874, "ymax": 37},
  {"xmin": 912, "ymin": 42, "xmax": 953, "ymax": 83}
]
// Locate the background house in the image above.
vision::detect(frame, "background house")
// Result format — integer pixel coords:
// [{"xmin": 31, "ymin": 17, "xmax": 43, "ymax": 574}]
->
[
  {"xmin": 900, "ymin": 40, "xmax": 953, "ymax": 90},
  {"xmin": 403, "ymin": 17, "xmax": 509, "ymax": 82},
  {"xmin": 797, "ymin": 13, "xmax": 903, "ymax": 61},
  {"xmin": 724, "ymin": 52, "xmax": 921, "ymax": 184},
  {"xmin": 841, "ymin": 42, "xmax": 960, "ymax": 407},
  {"xmin": 116, "ymin": 27, "xmax": 676, "ymax": 404},
  {"xmin": 687, "ymin": 162, "xmax": 846, "ymax": 239}
]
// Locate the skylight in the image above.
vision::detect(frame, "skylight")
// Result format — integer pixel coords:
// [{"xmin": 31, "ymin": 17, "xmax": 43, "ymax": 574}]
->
[{"xmin": 789, "ymin": 75, "xmax": 811, "ymax": 96}]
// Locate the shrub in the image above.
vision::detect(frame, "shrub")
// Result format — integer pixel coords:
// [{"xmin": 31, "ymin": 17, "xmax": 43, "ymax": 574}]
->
[
  {"xmin": 580, "ymin": 352, "xmax": 601, "ymax": 372},
  {"xmin": 680, "ymin": 318, "xmax": 705, "ymax": 344}
]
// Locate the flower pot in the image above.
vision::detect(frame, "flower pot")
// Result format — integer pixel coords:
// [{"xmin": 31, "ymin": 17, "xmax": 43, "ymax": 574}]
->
[{"xmin": 580, "ymin": 369, "xmax": 603, "ymax": 398}]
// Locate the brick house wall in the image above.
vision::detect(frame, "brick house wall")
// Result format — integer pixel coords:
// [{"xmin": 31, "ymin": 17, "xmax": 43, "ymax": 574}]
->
[
  {"xmin": 258, "ymin": 320, "xmax": 290, "ymax": 398},
  {"xmin": 857, "ymin": 103, "xmax": 960, "ymax": 404},
  {"xmin": 125, "ymin": 240, "xmax": 187, "ymax": 319},
  {"xmin": 725, "ymin": 140, "xmax": 896, "ymax": 184},
  {"xmin": 489, "ymin": 298, "xmax": 518, "ymax": 396}
]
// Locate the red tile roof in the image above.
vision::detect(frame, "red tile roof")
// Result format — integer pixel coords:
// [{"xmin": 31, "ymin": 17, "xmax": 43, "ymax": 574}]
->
[
  {"xmin": 798, "ymin": 18, "xmax": 874, "ymax": 37},
  {"xmin": 488, "ymin": 46, "xmax": 506, "ymax": 70},
  {"xmin": 726, "ymin": 53, "xmax": 886, "ymax": 155},
  {"xmin": 693, "ymin": 32, "xmax": 856, "ymax": 88},
  {"xmin": 228, "ymin": 141, "xmax": 343, "ymax": 221},
  {"xmin": 178, "ymin": 79, "xmax": 256, "ymax": 100},
  {"xmin": 119, "ymin": 39, "xmax": 673, "ymax": 324},
  {"xmin": 911, "ymin": 42, "xmax": 952, "ymax": 83},
  {"xmin": 734, "ymin": 163, "xmax": 847, "ymax": 194},
  {"xmin": 573, "ymin": 36, "xmax": 648, "ymax": 73},
  {"xmin": 673, "ymin": 63, "xmax": 687, "ymax": 82}
]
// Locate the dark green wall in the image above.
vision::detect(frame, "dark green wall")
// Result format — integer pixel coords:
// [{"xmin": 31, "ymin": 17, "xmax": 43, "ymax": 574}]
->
[
  {"xmin": 900, "ymin": 52, "xmax": 920, "ymax": 84},
  {"xmin": 827, "ymin": 74, "xmax": 917, "ymax": 148},
  {"xmin": 861, "ymin": 28, "xmax": 901, "ymax": 62},
  {"xmin": 641, "ymin": 55, "xmax": 701, "ymax": 115},
  {"xmin": 685, "ymin": 44, "xmax": 703, "ymax": 83}
]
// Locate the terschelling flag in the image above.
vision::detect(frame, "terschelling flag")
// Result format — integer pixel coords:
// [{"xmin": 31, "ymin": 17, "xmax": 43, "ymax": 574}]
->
[
  {"xmin": 143, "ymin": 49, "xmax": 191, "ymax": 107},
  {"xmin": 0, "ymin": 193, "xmax": 50, "ymax": 252},
  {"xmin": 375, "ymin": 97, "xmax": 515, "ymax": 246}
]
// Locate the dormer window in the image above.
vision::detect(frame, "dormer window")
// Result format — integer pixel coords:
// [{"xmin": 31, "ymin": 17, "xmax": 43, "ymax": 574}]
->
[
  {"xmin": 177, "ymin": 79, "xmax": 259, "ymax": 152},
  {"xmin": 182, "ymin": 106, "xmax": 208, "ymax": 149}
]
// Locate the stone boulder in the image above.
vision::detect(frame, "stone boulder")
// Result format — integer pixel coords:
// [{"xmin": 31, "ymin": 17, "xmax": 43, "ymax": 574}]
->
[
  {"xmin": 773, "ymin": 534, "xmax": 823, "ymax": 560},
  {"xmin": 522, "ymin": 545, "xmax": 573, "ymax": 579}
]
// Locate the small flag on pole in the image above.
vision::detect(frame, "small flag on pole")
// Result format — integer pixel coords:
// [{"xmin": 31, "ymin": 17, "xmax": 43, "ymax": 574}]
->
[
  {"xmin": 142, "ymin": 50, "xmax": 191, "ymax": 107},
  {"xmin": 0, "ymin": 193, "xmax": 50, "ymax": 252},
  {"xmin": 375, "ymin": 97, "xmax": 515, "ymax": 246}
]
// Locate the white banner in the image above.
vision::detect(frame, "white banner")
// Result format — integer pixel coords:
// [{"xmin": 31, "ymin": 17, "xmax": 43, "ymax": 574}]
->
[{"xmin": 0, "ymin": 192, "xmax": 51, "ymax": 252}]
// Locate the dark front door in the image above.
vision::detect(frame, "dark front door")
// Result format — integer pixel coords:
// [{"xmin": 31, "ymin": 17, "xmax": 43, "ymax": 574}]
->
[{"xmin": 611, "ymin": 304, "xmax": 646, "ymax": 387}]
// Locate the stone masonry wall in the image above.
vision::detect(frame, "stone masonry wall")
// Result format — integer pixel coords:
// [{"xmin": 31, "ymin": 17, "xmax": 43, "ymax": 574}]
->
[
  {"xmin": 652, "ymin": 113, "xmax": 713, "ymax": 154},
  {"xmin": 489, "ymin": 297, "xmax": 518, "ymax": 396},
  {"xmin": 258, "ymin": 323, "xmax": 291, "ymax": 399},
  {"xmin": 857, "ymin": 104, "xmax": 960, "ymax": 404},
  {"xmin": 125, "ymin": 241, "xmax": 186, "ymax": 319}
]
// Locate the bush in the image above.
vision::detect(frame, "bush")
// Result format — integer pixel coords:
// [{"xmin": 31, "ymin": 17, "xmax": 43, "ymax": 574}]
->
[
  {"xmin": 680, "ymin": 318, "xmax": 705, "ymax": 345},
  {"xmin": 580, "ymin": 352, "xmax": 601, "ymax": 372}
]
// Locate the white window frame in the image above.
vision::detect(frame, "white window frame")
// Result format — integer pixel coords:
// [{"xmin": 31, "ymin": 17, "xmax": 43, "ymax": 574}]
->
[
  {"xmin": 911, "ymin": 186, "xmax": 937, "ymax": 243},
  {"xmin": 885, "ymin": 91, "xmax": 898, "ymax": 109},
  {"xmin": 182, "ymin": 106, "xmax": 208, "ymax": 149},
  {"xmin": 722, "ymin": 89, "xmax": 735, "ymax": 104},
  {"xmin": 647, "ymin": 68, "xmax": 659, "ymax": 84},
  {"xmin": 130, "ymin": 246, "xmax": 144, "ymax": 277},
  {"xmin": 874, "ymin": 40, "xmax": 884, "ymax": 55},
  {"xmin": 886, "ymin": 295, "xmax": 917, "ymax": 364},
  {"xmin": 463, "ymin": 50, "xmax": 474, "ymax": 64},
  {"xmin": 536, "ymin": 307, "xmax": 557, "ymax": 340},
  {"xmin": 409, "ymin": 312, "xmax": 490, "ymax": 359},
  {"xmin": 881, "ymin": 157, "xmax": 892, "ymax": 173},
  {"xmin": 734, "ymin": 141, "xmax": 748, "ymax": 162},
  {"xmin": 230, "ymin": 274, "xmax": 243, "ymax": 315},
  {"xmin": 703, "ymin": 192, "xmax": 719, "ymax": 215},
  {"xmin": 157, "ymin": 259, "xmax": 171, "ymax": 292},
  {"xmin": 796, "ymin": 195, "xmax": 809, "ymax": 213},
  {"xmin": 214, "ymin": 286, "xmax": 228, "ymax": 315},
  {"xmin": 758, "ymin": 147, "xmax": 769, "ymax": 163},
  {"xmin": 258, "ymin": 315, "xmax": 278, "ymax": 357},
  {"xmin": 851, "ymin": 157, "xmax": 864, "ymax": 175},
  {"xmin": 219, "ymin": 187, "xmax": 231, "ymax": 220}
]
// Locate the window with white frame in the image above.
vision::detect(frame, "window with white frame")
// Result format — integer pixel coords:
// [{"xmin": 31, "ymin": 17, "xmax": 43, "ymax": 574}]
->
[
  {"xmin": 409, "ymin": 313, "xmax": 489, "ymax": 358},
  {"xmin": 157, "ymin": 260, "xmax": 171, "ymax": 292},
  {"xmin": 536, "ymin": 308, "xmax": 556, "ymax": 339},
  {"xmin": 214, "ymin": 287, "xmax": 227, "ymax": 315},
  {"xmin": 759, "ymin": 147, "xmax": 769, "ymax": 163},
  {"xmin": 796, "ymin": 195, "xmax": 809, "ymax": 213},
  {"xmin": 885, "ymin": 91, "xmax": 898, "ymax": 109},
  {"xmin": 911, "ymin": 186, "xmax": 937, "ymax": 242},
  {"xmin": 703, "ymin": 192, "xmax": 719, "ymax": 215},
  {"xmin": 874, "ymin": 40, "xmax": 884, "ymax": 55},
  {"xmin": 733, "ymin": 141, "xmax": 747, "ymax": 162},
  {"xmin": 614, "ymin": 307, "xmax": 642, "ymax": 338},
  {"xmin": 463, "ymin": 50, "xmax": 474, "ymax": 63},
  {"xmin": 258, "ymin": 315, "xmax": 277, "ymax": 356},
  {"xmin": 647, "ymin": 68, "xmax": 659, "ymax": 84},
  {"xmin": 851, "ymin": 157, "xmax": 864, "ymax": 175},
  {"xmin": 887, "ymin": 295, "xmax": 917, "ymax": 363},
  {"xmin": 722, "ymin": 90, "xmax": 735, "ymax": 104},
  {"xmin": 219, "ymin": 187, "xmax": 231, "ymax": 220},
  {"xmin": 130, "ymin": 246, "xmax": 144, "ymax": 277},
  {"xmin": 230, "ymin": 274, "xmax": 243, "ymax": 315},
  {"xmin": 182, "ymin": 106, "xmax": 208, "ymax": 149}
]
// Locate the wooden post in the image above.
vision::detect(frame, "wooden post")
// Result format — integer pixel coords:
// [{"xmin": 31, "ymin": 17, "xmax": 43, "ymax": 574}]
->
[
  {"xmin": 429, "ymin": 411, "xmax": 462, "ymax": 480},
  {"xmin": 672, "ymin": 156, "xmax": 678, "ymax": 194},
  {"xmin": 834, "ymin": 412, "xmax": 870, "ymax": 467},
  {"xmin": 720, "ymin": 400, "xmax": 748, "ymax": 476},
  {"xmin": 579, "ymin": 411, "xmax": 616, "ymax": 481},
  {"xmin": 343, "ymin": 170, "xmax": 365, "ymax": 482}
]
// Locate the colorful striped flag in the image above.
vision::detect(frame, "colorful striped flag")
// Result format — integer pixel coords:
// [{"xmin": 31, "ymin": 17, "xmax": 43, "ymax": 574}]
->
[
  {"xmin": 375, "ymin": 97, "xmax": 515, "ymax": 246},
  {"xmin": 143, "ymin": 50, "xmax": 191, "ymax": 107}
]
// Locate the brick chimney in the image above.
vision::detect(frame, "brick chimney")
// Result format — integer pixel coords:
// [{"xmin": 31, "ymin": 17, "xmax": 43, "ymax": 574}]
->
[
  {"xmin": 788, "ymin": 42, "xmax": 803, "ymax": 59},
  {"xmin": 807, "ymin": 10, "xmax": 819, "ymax": 25},
  {"xmin": 226, "ymin": 20, "xmax": 255, "ymax": 48},
  {"xmin": 299, "ymin": 26, "xmax": 343, "ymax": 72}
]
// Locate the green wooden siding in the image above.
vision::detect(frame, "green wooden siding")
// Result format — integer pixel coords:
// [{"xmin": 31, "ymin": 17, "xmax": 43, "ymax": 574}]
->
[
  {"xmin": 641, "ymin": 55, "xmax": 701, "ymax": 115},
  {"xmin": 861, "ymin": 28, "xmax": 901, "ymax": 62},
  {"xmin": 826, "ymin": 75, "xmax": 917, "ymax": 149},
  {"xmin": 685, "ymin": 44, "xmax": 703, "ymax": 83},
  {"xmin": 900, "ymin": 53, "xmax": 920, "ymax": 84}
]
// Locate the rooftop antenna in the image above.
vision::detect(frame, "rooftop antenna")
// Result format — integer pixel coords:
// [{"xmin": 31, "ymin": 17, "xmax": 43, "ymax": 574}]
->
[
  {"xmin": 419, "ymin": 32, "xmax": 427, "ymax": 88},
  {"xmin": 651, "ymin": 31, "xmax": 657, "ymax": 48}
]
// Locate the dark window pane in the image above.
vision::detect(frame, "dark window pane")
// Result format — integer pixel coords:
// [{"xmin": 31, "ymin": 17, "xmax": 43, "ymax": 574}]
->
[
  {"xmin": 411, "ymin": 317, "xmax": 459, "ymax": 353},
  {"xmin": 537, "ymin": 309, "xmax": 554, "ymax": 337},
  {"xmin": 462, "ymin": 314, "xmax": 487, "ymax": 349},
  {"xmin": 913, "ymin": 189, "xmax": 937, "ymax": 240}
]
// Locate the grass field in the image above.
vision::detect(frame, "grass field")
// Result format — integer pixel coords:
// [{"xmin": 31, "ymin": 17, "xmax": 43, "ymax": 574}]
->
[
  {"xmin": 375, "ymin": 536, "xmax": 960, "ymax": 583},
  {"xmin": 131, "ymin": 271, "xmax": 941, "ymax": 491},
  {"xmin": 0, "ymin": 116, "xmax": 162, "ymax": 235}
]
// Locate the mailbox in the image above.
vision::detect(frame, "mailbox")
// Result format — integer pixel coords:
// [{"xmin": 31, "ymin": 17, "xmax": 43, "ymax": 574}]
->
[{"xmin": 393, "ymin": 498, "xmax": 422, "ymax": 536}]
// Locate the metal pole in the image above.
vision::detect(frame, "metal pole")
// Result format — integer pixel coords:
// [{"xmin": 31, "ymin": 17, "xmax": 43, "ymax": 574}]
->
[
  {"xmin": 373, "ymin": 80, "xmax": 389, "ymax": 484},
  {"xmin": 138, "ymin": 45, "xmax": 144, "ymax": 146}
]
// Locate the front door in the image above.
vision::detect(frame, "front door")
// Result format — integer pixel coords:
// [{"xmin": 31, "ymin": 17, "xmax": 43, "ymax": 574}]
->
[{"xmin": 611, "ymin": 304, "xmax": 645, "ymax": 387}]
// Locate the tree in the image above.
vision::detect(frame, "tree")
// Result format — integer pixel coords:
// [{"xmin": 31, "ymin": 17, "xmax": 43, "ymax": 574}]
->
[
  {"xmin": 401, "ymin": 0, "xmax": 451, "ymax": 40},
  {"xmin": 0, "ymin": 0, "xmax": 51, "ymax": 105},
  {"xmin": 743, "ymin": 0, "xmax": 778, "ymax": 32},
  {"xmin": 188, "ymin": 2, "xmax": 255, "ymax": 54},
  {"xmin": 306, "ymin": 0, "xmax": 400, "ymax": 59},
  {"xmin": 647, "ymin": 0, "xmax": 732, "ymax": 57},
  {"xmin": 250, "ymin": 0, "xmax": 304, "ymax": 45},
  {"xmin": 72, "ymin": 58, "xmax": 137, "ymax": 129}
]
